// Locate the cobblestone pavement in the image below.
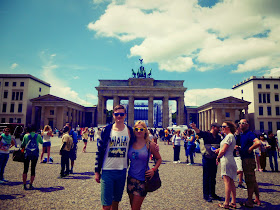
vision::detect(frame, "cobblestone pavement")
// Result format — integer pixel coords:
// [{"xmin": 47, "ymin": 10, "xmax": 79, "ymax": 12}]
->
[{"xmin": 1, "ymin": 137, "xmax": 280, "ymax": 209}]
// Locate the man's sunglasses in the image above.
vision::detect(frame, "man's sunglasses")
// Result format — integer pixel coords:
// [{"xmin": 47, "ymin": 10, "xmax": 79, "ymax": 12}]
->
[
  {"xmin": 114, "ymin": 113, "xmax": 125, "ymax": 117},
  {"xmin": 134, "ymin": 128, "xmax": 146, "ymax": 132},
  {"xmin": 238, "ymin": 122, "xmax": 248, "ymax": 125}
]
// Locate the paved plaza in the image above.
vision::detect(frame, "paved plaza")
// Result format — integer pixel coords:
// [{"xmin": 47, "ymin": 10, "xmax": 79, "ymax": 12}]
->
[{"xmin": 1, "ymin": 137, "xmax": 280, "ymax": 209}]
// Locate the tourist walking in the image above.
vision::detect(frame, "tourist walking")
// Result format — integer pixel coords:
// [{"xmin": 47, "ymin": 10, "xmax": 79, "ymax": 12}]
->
[
  {"xmin": 190, "ymin": 122, "xmax": 222, "ymax": 202},
  {"xmin": 21, "ymin": 125, "xmax": 43, "ymax": 190},
  {"xmin": 267, "ymin": 131, "xmax": 279, "ymax": 172},
  {"xmin": 66, "ymin": 123, "xmax": 78, "ymax": 174},
  {"xmin": 186, "ymin": 129, "xmax": 196, "ymax": 165},
  {"xmin": 0, "ymin": 127, "xmax": 15, "ymax": 183},
  {"xmin": 237, "ymin": 119, "xmax": 261, "ymax": 207},
  {"xmin": 259, "ymin": 134, "xmax": 270, "ymax": 171},
  {"xmin": 172, "ymin": 130, "xmax": 182, "ymax": 163},
  {"xmin": 95, "ymin": 105, "xmax": 135, "ymax": 210},
  {"xmin": 59, "ymin": 126, "xmax": 73, "ymax": 178},
  {"xmin": 40, "ymin": 125, "xmax": 53, "ymax": 163},
  {"xmin": 216, "ymin": 121, "xmax": 237, "ymax": 209},
  {"xmin": 82, "ymin": 127, "xmax": 89, "ymax": 153},
  {"xmin": 127, "ymin": 121, "xmax": 162, "ymax": 210}
]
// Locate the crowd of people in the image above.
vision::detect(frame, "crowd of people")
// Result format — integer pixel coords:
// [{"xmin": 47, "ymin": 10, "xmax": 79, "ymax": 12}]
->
[{"xmin": 0, "ymin": 104, "xmax": 279, "ymax": 209}]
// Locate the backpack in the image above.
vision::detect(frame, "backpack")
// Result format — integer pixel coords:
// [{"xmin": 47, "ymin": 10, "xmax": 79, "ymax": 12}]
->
[{"xmin": 25, "ymin": 134, "xmax": 39, "ymax": 160}]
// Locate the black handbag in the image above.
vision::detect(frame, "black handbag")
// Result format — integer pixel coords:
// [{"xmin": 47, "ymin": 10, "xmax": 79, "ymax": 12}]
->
[
  {"xmin": 145, "ymin": 143, "xmax": 161, "ymax": 192},
  {"xmin": 13, "ymin": 149, "xmax": 25, "ymax": 162}
]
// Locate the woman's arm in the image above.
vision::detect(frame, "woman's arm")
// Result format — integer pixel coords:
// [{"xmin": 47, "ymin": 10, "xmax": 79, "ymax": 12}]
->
[{"xmin": 145, "ymin": 142, "xmax": 162, "ymax": 178}]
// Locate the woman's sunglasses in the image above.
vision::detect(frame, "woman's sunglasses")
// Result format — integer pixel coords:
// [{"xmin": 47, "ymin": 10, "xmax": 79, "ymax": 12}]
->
[
  {"xmin": 221, "ymin": 126, "xmax": 229, "ymax": 128},
  {"xmin": 114, "ymin": 113, "xmax": 125, "ymax": 117},
  {"xmin": 134, "ymin": 128, "xmax": 146, "ymax": 132}
]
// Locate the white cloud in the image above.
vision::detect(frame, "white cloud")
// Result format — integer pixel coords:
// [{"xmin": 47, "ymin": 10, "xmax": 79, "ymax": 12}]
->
[
  {"xmin": 185, "ymin": 88, "xmax": 234, "ymax": 107},
  {"xmin": 10, "ymin": 63, "xmax": 18, "ymax": 69},
  {"xmin": 264, "ymin": 68, "xmax": 280, "ymax": 77},
  {"xmin": 88, "ymin": 0, "xmax": 280, "ymax": 73},
  {"xmin": 39, "ymin": 51, "xmax": 97, "ymax": 106},
  {"xmin": 232, "ymin": 56, "xmax": 271, "ymax": 73}
]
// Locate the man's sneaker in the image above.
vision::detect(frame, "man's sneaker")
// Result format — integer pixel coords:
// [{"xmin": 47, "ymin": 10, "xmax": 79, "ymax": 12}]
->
[
  {"xmin": 178, "ymin": 160, "xmax": 181, "ymax": 163},
  {"xmin": 187, "ymin": 163, "xmax": 193, "ymax": 166},
  {"xmin": 23, "ymin": 184, "xmax": 28, "ymax": 190},
  {"xmin": 238, "ymin": 184, "xmax": 247, "ymax": 190},
  {"xmin": 29, "ymin": 184, "xmax": 34, "ymax": 190},
  {"xmin": 69, "ymin": 169, "xmax": 73, "ymax": 174},
  {"xmin": 210, "ymin": 194, "xmax": 222, "ymax": 201},
  {"xmin": 173, "ymin": 161, "xmax": 178, "ymax": 163},
  {"xmin": 203, "ymin": 197, "xmax": 212, "ymax": 202}
]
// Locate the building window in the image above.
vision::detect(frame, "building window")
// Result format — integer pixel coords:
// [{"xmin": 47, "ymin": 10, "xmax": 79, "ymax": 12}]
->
[
  {"xmin": 267, "ymin": 94, "xmax": 270, "ymax": 103},
  {"xmin": 275, "ymin": 94, "xmax": 279, "ymax": 102},
  {"xmin": 266, "ymin": 84, "xmax": 270, "ymax": 89},
  {"xmin": 18, "ymin": 104, "xmax": 22, "ymax": 113},
  {"xmin": 2, "ymin": 104, "xmax": 7, "ymax": 112},
  {"xmin": 12, "ymin": 91, "xmax": 23, "ymax": 101},
  {"xmin": 10, "ymin": 104, "xmax": 15, "ymax": 113},
  {"xmin": 267, "ymin": 107, "xmax": 272, "ymax": 116},
  {"xmin": 20, "ymin": 82, "xmax": 24, "ymax": 87},
  {"xmin": 9, "ymin": 118, "xmax": 13, "ymax": 123},
  {"xmin": 5, "ymin": 82, "xmax": 9, "ymax": 86},
  {"xmin": 277, "ymin": 122, "xmax": 280, "ymax": 130},
  {"xmin": 276, "ymin": 107, "xmax": 280, "ymax": 116},
  {"xmin": 263, "ymin": 94, "xmax": 266, "ymax": 103},
  {"xmin": 258, "ymin": 94, "xmax": 262, "ymax": 103},
  {"xmin": 241, "ymin": 90, "xmax": 243, "ymax": 94},
  {"xmin": 226, "ymin": 112, "xmax": 230, "ymax": 117},
  {"xmin": 17, "ymin": 118, "xmax": 21, "ymax": 123},
  {"xmin": 242, "ymin": 97, "xmax": 243, "ymax": 100},
  {"xmin": 39, "ymin": 94, "xmax": 41, "ymax": 97},
  {"xmin": 3, "ymin": 91, "xmax": 8, "ymax": 99},
  {"xmin": 39, "ymin": 87, "xmax": 41, "ymax": 92},
  {"xmin": 260, "ymin": 121, "xmax": 264, "ymax": 132},
  {"xmin": 259, "ymin": 107, "xmax": 263, "ymax": 116},
  {"xmin": 50, "ymin": 110, "xmax": 54, "ymax": 115},
  {"xmin": 1, "ymin": 118, "xmax": 5, "ymax": 123},
  {"xmin": 274, "ymin": 84, "xmax": 278, "ymax": 89},
  {"xmin": 13, "ymin": 82, "xmax": 17, "ymax": 86},
  {"xmin": 268, "ymin": 122, "xmax": 272, "ymax": 132},
  {"xmin": 258, "ymin": 84, "xmax": 262, "ymax": 89}
]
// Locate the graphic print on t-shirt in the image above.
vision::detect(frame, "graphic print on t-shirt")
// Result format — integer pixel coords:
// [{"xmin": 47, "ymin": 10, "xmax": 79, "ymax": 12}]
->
[{"xmin": 108, "ymin": 135, "xmax": 128, "ymax": 158}]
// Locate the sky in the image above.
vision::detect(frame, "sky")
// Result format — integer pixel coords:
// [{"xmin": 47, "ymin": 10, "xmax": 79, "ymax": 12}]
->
[{"xmin": 1, "ymin": 0, "xmax": 280, "ymax": 110}]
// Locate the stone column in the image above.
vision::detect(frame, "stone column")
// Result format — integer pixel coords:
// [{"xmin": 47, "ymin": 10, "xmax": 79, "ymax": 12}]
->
[
  {"xmin": 208, "ymin": 110, "xmax": 211, "ymax": 129},
  {"xmin": 199, "ymin": 112, "xmax": 202, "ymax": 130},
  {"xmin": 31, "ymin": 105, "xmax": 36, "ymax": 124},
  {"xmin": 63, "ymin": 107, "xmax": 67, "ymax": 126},
  {"xmin": 176, "ymin": 97, "xmax": 184, "ymax": 125},
  {"xmin": 103, "ymin": 98, "xmax": 107, "ymax": 125},
  {"xmin": 162, "ymin": 96, "xmax": 169, "ymax": 128},
  {"xmin": 128, "ymin": 96, "xmax": 134, "ymax": 127},
  {"xmin": 222, "ymin": 109, "xmax": 226, "ymax": 123},
  {"xmin": 53, "ymin": 106, "xmax": 57, "ymax": 128},
  {"xmin": 245, "ymin": 108, "xmax": 248, "ymax": 120},
  {"xmin": 40, "ymin": 105, "xmax": 45, "ymax": 129},
  {"xmin": 113, "ymin": 96, "xmax": 120, "ymax": 109},
  {"xmin": 97, "ymin": 95, "xmax": 104, "ymax": 126},
  {"xmin": 148, "ymin": 96, "xmax": 154, "ymax": 127},
  {"xmin": 211, "ymin": 109, "xmax": 214, "ymax": 125}
]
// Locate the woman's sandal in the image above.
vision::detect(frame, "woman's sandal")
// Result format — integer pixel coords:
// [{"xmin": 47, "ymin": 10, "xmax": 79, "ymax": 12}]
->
[
  {"xmin": 218, "ymin": 203, "xmax": 229, "ymax": 209},
  {"xmin": 229, "ymin": 203, "xmax": 236, "ymax": 209},
  {"xmin": 253, "ymin": 200, "xmax": 261, "ymax": 206}
]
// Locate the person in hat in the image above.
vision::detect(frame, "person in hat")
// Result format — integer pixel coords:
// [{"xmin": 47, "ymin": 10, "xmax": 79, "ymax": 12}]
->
[{"xmin": 190, "ymin": 122, "xmax": 222, "ymax": 202}]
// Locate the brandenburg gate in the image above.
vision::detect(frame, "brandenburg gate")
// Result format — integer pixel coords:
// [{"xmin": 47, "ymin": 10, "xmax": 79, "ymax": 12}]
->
[{"xmin": 96, "ymin": 61, "xmax": 187, "ymax": 127}]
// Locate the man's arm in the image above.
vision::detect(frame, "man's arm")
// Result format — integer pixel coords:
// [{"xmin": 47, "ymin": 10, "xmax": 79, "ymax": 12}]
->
[{"xmin": 190, "ymin": 122, "xmax": 200, "ymax": 134}]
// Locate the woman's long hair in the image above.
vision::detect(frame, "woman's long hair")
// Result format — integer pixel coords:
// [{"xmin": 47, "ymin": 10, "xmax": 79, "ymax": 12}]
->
[
  {"xmin": 134, "ymin": 120, "xmax": 151, "ymax": 148},
  {"xmin": 43, "ymin": 125, "xmax": 51, "ymax": 133},
  {"xmin": 224, "ymin": 121, "xmax": 236, "ymax": 134}
]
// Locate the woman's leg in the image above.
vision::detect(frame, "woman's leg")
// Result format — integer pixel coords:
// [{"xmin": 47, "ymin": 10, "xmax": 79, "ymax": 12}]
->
[
  {"xmin": 223, "ymin": 176, "xmax": 231, "ymax": 205},
  {"xmin": 30, "ymin": 158, "xmax": 38, "ymax": 185},
  {"xmin": 40, "ymin": 147, "xmax": 45, "ymax": 162},
  {"xmin": 83, "ymin": 141, "xmax": 87, "ymax": 152},
  {"xmin": 23, "ymin": 159, "xmax": 30, "ymax": 184},
  {"xmin": 131, "ymin": 195, "xmax": 145, "ymax": 210},
  {"xmin": 189, "ymin": 147, "xmax": 194, "ymax": 164},
  {"xmin": 47, "ymin": 146, "xmax": 51, "ymax": 162},
  {"xmin": 255, "ymin": 155, "xmax": 261, "ymax": 170},
  {"xmin": 230, "ymin": 178, "xmax": 236, "ymax": 204},
  {"xmin": 0, "ymin": 154, "xmax": 9, "ymax": 180}
]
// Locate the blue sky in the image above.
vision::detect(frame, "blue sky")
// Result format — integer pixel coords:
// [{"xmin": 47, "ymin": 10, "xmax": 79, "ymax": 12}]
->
[{"xmin": 1, "ymin": 0, "xmax": 280, "ymax": 109}]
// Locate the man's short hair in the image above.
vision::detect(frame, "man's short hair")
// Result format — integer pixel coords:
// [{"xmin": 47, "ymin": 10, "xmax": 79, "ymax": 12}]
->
[
  {"xmin": 211, "ymin": 122, "xmax": 220, "ymax": 128},
  {"xmin": 268, "ymin": 131, "xmax": 273, "ymax": 135},
  {"xmin": 113, "ymin": 105, "xmax": 126, "ymax": 113}
]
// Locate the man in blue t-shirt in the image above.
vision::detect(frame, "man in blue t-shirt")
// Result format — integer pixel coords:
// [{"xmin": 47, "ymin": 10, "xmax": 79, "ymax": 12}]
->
[{"xmin": 238, "ymin": 119, "xmax": 261, "ymax": 207}]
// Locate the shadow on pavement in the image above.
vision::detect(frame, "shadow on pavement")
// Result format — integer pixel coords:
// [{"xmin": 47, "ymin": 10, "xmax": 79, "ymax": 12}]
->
[
  {"xmin": 35, "ymin": 186, "xmax": 65, "ymax": 192},
  {"xmin": 258, "ymin": 182, "xmax": 280, "ymax": 187},
  {"xmin": 0, "ymin": 194, "xmax": 25, "ymax": 200},
  {"xmin": 63, "ymin": 176, "xmax": 92, "ymax": 180},
  {"xmin": 1, "ymin": 181, "xmax": 22, "ymax": 186},
  {"xmin": 73, "ymin": 172, "xmax": 95, "ymax": 176}
]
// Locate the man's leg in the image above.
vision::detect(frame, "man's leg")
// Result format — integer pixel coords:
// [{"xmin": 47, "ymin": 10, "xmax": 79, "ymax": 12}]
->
[
  {"xmin": 111, "ymin": 169, "xmax": 127, "ymax": 210},
  {"xmin": 210, "ymin": 159, "xmax": 218, "ymax": 197},
  {"xmin": 242, "ymin": 159, "xmax": 256, "ymax": 206},
  {"xmin": 202, "ymin": 157, "xmax": 211, "ymax": 200},
  {"xmin": 273, "ymin": 151, "xmax": 278, "ymax": 171},
  {"xmin": 101, "ymin": 170, "xmax": 114, "ymax": 209},
  {"xmin": 268, "ymin": 151, "xmax": 274, "ymax": 171}
]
